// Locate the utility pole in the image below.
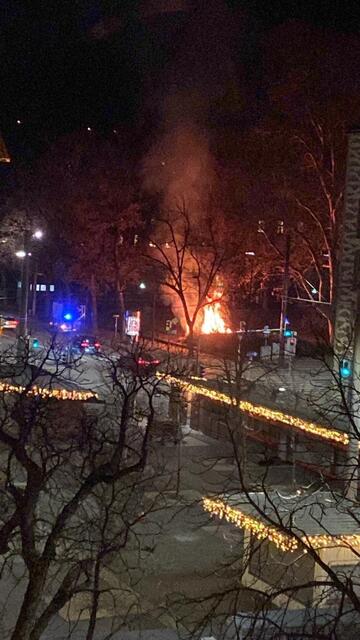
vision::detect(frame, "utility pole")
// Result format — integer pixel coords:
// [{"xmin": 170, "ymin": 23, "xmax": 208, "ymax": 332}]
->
[{"xmin": 279, "ymin": 233, "xmax": 291, "ymax": 366}]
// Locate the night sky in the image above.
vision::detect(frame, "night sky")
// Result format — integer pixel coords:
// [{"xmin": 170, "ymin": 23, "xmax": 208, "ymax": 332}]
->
[{"xmin": 1, "ymin": 0, "xmax": 360, "ymax": 159}]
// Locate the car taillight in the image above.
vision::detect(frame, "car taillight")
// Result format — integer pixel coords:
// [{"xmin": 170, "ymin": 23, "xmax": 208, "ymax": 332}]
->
[
  {"xmin": 81, "ymin": 341, "xmax": 88, "ymax": 347},
  {"xmin": 137, "ymin": 357, "xmax": 159, "ymax": 366},
  {"xmin": 94, "ymin": 342, "xmax": 100, "ymax": 348}
]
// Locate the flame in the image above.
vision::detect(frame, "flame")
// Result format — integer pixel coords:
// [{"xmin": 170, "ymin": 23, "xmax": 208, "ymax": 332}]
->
[{"xmin": 201, "ymin": 292, "xmax": 232, "ymax": 334}]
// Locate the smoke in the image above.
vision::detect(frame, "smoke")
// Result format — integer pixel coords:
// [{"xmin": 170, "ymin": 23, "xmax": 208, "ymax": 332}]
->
[
  {"xmin": 142, "ymin": 0, "xmax": 243, "ymax": 210},
  {"xmin": 143, "ymin": 94, "xmax": 215, "ymax": 211},
  {"xmin": 141, "ymin": 0, "xmax": 244, "ymax": 330}
]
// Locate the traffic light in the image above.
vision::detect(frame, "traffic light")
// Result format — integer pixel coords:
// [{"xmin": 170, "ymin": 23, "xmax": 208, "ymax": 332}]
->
[
  {"xmin": 32, "ymin": 338, "xmax": 40, "ymax": 349},
  {"xmin": 340, "ymin": 359, "xmax": 352, "ymax": 379},
  {"xmin": 283, "ymin": 317, "xmax": 293, "ymax": 337},
  {"xmin": 64, "ymin": 312, "xmax": 73, "ymax": 321}
]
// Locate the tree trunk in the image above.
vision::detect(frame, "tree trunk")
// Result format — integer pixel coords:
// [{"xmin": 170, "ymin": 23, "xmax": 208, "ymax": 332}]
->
[
  {"xmin": 187, "ymin": 324, "xmax": 194, "ymax": 347},
  {"xmin": 85, "ymin": 555, "xmax": 101, "ymax": 640},
  {"xmin": 90, "ymin": 274, "xmax": 98, "ymax": 333},
  {"xmin": 11, "ymin": 563, "xmax": 47, "ymax": 640},
  {"xmin": 116, "ymin": 282, "xmax": 125, "ymax": 337}
]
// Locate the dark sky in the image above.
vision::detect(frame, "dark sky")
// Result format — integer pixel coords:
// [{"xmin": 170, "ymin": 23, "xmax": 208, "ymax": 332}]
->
[
  {"xmin": 241, "ymin": 0, "xmax": 360, "ymax": 31},
  {"xmin": 1, "ymin": 0, "xmax": 360, "ymax": 160}
]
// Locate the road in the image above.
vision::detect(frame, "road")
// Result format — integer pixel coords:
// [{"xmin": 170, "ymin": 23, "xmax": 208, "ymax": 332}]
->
[{"xmin": 0, "ymin": 328, "xmax": 336, "ymax": 398}]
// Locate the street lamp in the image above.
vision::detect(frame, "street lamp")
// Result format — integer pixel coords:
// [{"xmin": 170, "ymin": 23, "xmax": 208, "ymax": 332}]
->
[
  {"xmin": 16, "ymin": 229, "xmax": 44, "ymax": 351},
  {"xmin": 245, "ymin": 251, "xmax": 255, "ymax": 301},
  {"xmin": 139, "ymin": 282, "xmax": 156, "ymax": 342}
]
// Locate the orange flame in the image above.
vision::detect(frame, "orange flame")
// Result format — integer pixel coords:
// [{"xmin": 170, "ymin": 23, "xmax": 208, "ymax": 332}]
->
[{"xmin": 201, "ymin": 292, "xmax": 232, "ymax": 334}]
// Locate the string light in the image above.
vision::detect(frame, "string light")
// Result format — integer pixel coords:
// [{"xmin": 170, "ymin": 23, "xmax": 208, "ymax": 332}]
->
[
  {"xmin": 203, "ymin": 497, "xmax": 360, "ymax": 552},
  {"xmin": 0, "ymin": 381, "xmax": 97, "ymax": 402},
  {"xmin": 203, "ymin": 497, "xmax": 298, "ymax": 552},
  {"xmin": 158, "ymin": 374, "xmax": 349, "ymax": 446}
]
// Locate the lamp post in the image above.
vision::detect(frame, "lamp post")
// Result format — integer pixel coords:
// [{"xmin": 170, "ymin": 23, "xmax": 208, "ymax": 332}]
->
[
  {"xmin": 245, "ymin": 251, "xmax": 255, "ymax": 302},
  {"xmin": 16, "ymin": 229, "xmax": 31, "ymax": 348},
  {"xmin": 279, "ymin": 233, "xmax": 291, "ymax": 366},
  {"xmin": 16, "ymin": 229, "xmax": 43, "ymax": 356},
  {"xmin": 139, "ymin": 282, "xmax": 156, "ymax": 343}
]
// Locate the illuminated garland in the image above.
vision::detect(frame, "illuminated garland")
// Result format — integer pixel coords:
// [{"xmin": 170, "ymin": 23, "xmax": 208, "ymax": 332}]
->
[
  {"xmin": 203, "ymin": 497, "xmax": 297, "ymax": 552},
  {"xmin": 0, "ymin": 381, "xmax": 97, "ymax": 402},
  {"xmin": 203, "ymin": 497, "xmax": 360, "ymax": 552},
  {"xmin": 159, "ymin": 374, "xmax": 349, "ymax": 446}
]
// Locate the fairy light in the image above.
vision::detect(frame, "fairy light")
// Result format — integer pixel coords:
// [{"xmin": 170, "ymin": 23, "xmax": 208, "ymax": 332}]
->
[
  {"xmin": 158, "ymin": 374, "xmax": 349, "ymax": 446},
  {"xmin": 203, "ymin": 497, "xmax": 298, "ymax": 552},
  {"xmin": 0, "ymin": 381, "xmax": 97, "ymax": 402},
  {"xmin": 203, "ymin": 497, "xmax": 360, "ymax": 552}
]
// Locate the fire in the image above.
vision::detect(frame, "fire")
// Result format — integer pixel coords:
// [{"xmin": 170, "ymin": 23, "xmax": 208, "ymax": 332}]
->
[{"xmin": 201, "ymin": 292, "xmax": 232, "ymax": 334}]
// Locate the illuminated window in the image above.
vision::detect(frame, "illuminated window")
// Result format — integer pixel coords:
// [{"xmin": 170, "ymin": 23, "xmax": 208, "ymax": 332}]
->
[
  {"xmin": 40, "ymin": 284, "xmax": 46, "ymax": 292},
  {"xmin": 277, "ymin": 220, "xmax": 284, "ymax": 235},
  {"xmin": 49, "ymin": 285, "xmax": 55, "ymax": 292},
  {"xmin": 36, "ymin": 284, "xmax": 41, "ymax": 292}
]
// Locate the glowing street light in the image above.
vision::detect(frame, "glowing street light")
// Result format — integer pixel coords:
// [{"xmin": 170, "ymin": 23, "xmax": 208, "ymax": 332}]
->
[
  {"xmin": 138, "ymin": 282, "xmax": 157, "ymax": 341},
  {"xmin": 17, "ymin": 229, "xmax": 44, "ymax": 353},
  {"xmin": 245, "ymin": 251, "xmax": 256, "ymax": 301}
]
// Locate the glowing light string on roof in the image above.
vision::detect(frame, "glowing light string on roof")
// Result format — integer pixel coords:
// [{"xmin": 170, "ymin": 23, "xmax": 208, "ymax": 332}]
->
[
  {"xmin": 203, "ymin": 497, "xmax": 360, "ymax": 552},
  {"xmin": 158, "ymin": 374, "xmax": 349, "ymax": 446},
  {"xmin": 0, "ymin": 381, "xmax": 97, "ymax": 401}
]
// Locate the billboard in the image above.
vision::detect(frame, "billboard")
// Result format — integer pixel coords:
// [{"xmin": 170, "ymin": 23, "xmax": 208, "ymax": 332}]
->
[{"xmin": 125, "ymin": 311, "xmax": 141, "ymax": 337}]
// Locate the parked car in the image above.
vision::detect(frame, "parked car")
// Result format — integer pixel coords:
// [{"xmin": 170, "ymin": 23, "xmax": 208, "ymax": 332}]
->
[
  {"xmin": 71, "ymin": 335, "xmax": 101, "ymax": 355},
  {"xmin": 0, "ymin": 316, "xmax": 19, "ymax": 330}
]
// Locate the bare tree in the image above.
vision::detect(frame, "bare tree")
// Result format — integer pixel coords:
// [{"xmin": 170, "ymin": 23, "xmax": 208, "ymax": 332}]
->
[
  {"xmin": 0, "ymin": 338, "xmax": 186, "ymax": 640},
  {"xmin": 161, "ymin": 339, "xmax": 360, "ymax": 638},
  {"xmin": 146, "ymin": 204, "xmax": 234, "ymax": 345}
]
